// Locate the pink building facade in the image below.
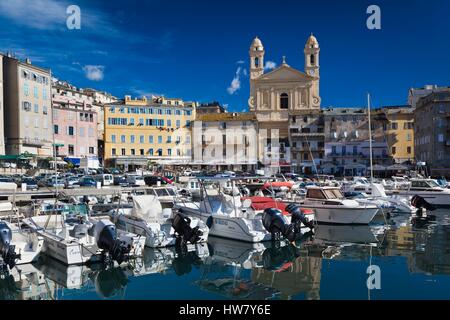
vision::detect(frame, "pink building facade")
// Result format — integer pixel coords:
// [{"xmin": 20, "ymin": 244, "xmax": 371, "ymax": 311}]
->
[{"xmin": 52, "ymin": 81, "xmax": 98, "ymax": 163}]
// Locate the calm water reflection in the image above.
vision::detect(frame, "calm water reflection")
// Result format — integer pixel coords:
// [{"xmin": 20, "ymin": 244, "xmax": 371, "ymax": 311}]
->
[{"xmin": 2, "ymin": 210, "xmax": 450, "ymax": 300}]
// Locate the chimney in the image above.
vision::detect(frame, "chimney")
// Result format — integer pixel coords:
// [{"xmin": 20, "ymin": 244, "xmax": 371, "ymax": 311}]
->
[{"xmin": 25, "ymin": 58, "xmax": 31, "ymax": 64}]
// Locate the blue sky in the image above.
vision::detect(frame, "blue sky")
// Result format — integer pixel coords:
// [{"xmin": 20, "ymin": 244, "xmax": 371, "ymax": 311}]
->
[{"xmin": 1, "ymin": 0, "xmax": 449, "ymax": 111}]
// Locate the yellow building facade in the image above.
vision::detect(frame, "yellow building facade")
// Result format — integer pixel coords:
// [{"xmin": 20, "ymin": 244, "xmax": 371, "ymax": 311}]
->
[
  {"xmin": 382, "ymin": 107, "xmax": 415, "ymax": 163},
  {"xmin": 104, "ymin": 95, "xmax": 195, "ymax": 169}
]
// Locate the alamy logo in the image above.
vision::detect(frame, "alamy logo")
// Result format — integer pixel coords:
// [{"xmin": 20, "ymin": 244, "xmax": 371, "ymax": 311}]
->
[
  {"xmin": 66, "ymin": 5, "xmax": 81, "ymax": 30},
  {"xmin": 366, "ymin": 265, "xmax": 381, "ymax": 290},
  {"xmin": 366, "ymin": 5, "xmax": 381, "ymax": 30}
]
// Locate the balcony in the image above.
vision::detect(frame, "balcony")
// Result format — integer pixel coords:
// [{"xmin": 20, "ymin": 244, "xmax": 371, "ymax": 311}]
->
[
  {"xmin": 290, "ymin": 131, "xmax": 325, "ymax": 137},
  {"xmin": 22, "ymin": 137, "xmax": 48, "ymax": 147}
]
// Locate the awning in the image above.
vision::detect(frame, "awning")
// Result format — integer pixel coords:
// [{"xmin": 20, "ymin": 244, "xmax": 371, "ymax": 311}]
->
[
  {"xmin": 64, "ymin": 157, "xmax": 81, "ymax": 165},
  {"xmin": 372, "ymin": 164, "xmax": 387, "ymax": 171},
  {"xmin": 50, "ymin": 160, "xmax": 68, "ymax": 165},
  {"xmin": 387, "ymin": 164, "xmax": 409, "ymax": 171}
]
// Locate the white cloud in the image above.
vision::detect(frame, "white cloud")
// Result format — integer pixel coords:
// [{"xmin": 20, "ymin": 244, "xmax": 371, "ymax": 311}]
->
[
  {"xmin": 83, "ymin": 65, "xmax": 104, "ymax": 81},
  {"xmin": 0, "ymin": 0, "xmax": 67, "ymax": 30},
  {"xmin": 227, "ymin": 67, "xmax": 244, "ymax": 95},
  {"xmin": 264, "ymin": 61, "xmax": 277, "ymax": 71}
]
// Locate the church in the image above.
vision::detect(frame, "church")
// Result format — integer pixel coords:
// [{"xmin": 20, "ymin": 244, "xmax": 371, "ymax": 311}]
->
[{"xmin": 248, "ymin": 35, "xmax": 325, "ymax": 173}]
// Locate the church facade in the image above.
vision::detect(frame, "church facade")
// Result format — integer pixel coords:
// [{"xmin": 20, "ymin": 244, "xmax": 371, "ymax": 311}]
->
[{"xmin": 248, "ymin": 35, "xmax": 325, "ymax": 173}]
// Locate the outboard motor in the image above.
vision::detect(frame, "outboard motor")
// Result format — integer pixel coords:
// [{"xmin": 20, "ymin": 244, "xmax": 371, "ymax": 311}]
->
[
  {"xmin": 262, "ymin": 208, "xmax": 297, "ymax": 242},
  {"xmin": 0, "ymin": 222, "xmax": 20, "ymax": 270},
  {"xmin": 411, "ymin": 195, "xmax": 436, "ymax": 212},
  {"xmin": 89, "ymin": 220, "xmax": 131, "ymax": 265},
  {"xmin": 285, "ymin": 203, "xmax": 315, "ymax": 232},
  {"xmin": 171, "ymin": 213, "xmax": 203, "ymax": 245}
]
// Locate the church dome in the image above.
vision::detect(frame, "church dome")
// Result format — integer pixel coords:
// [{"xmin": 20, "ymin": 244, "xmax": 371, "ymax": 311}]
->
[
  {"xmin": 250, "ymin": 37, "xmax": 264, "ymax": 51},
  {"xmin": 305, "ymin": 34, "xmax": 319, "ymax": 48}
]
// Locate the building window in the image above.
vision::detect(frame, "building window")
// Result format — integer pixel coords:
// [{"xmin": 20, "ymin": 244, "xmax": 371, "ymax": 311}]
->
[
  {"xmin": 120, "ymin": 135, "xmax": 126, "ymax": 143},
  {"xmin": 176, "ymin": 120, "xmax": 181, "ymax": 127},
  {"xmin": 79, "ymin": 127, "xmax": 84, "ymax": 137},
  {"xmin": 130, "ymin": 135, "xmax": 135, "ymax": 143},
  {"xmin": 254, "ymin": 57, "xmax": 259, "ymax": 68},
  {"xmin": 43, "ymin": 105, "xmax": 48, "ymax": 114},
  {"xmin": 54, "ymin": 125, "xmax": 59, "ymax": 134},
  {"xmin": 89, "ymin": 147, "xmax": 95, "ymax": 154},
  {"xmin": 149, "ymin": 148, "xmax": 153, "ymax": 156},
  {"xmin": 310, "ymin": 54, "xmax": 315, "ymax": 65},
  {"xmin": 407, "ymin": 146, "xmax": 411, "ymax": 154},
  {"xmin": 111, "ymin": 135, "xmax": 116, "ymax": 143},
  {"xmin": 112, "ymin": 148, "xmax": 116, "ymax": 155},
  {"xmin": 121, "ymin": 148, "xmax": 126, "ymax": 156},
  {"xmin": 391, "ymin": 122, "xmax": 398, "ymax": 130},
  {"xmin": 88, "ymin": 128, "xmax": 94, "ymax": 137},
  {"xmin": 149, "ymin": 136, "xmax": 154, "ymax": 143},
  {"xmin": 34, "ymin": 86, "xmax": 38, "ymax": 98},
  {"xmin": 140, "ymin": 135, "xmax": 144, "ymax": 143},
  {"xmin": 131, "ymin": 149, "xmax": 135, "ymax": 155},
  {"xmin": 68, "ymin": 145, "xmax": 74, "ymax": 156},
  {"xmin": 392, "ymin": 146, "xmax": 396, "ymax": 155},
  {"xmin": 24, "ymin": 83, "xmax": 29, "ymax": 96},
  {"xmin": 43, "ymin": 88, "xmax": 47, "ymax": 100},
  {"xmin": 157, "ymin": 149, "xmax": 162, "ymax": 156},
  {"xmin": 167, "ymin": 136, "xmax": 172, "ymax": 143},
  {"xmin": 168, "ymin": 149, "xmax": 172, "ymax": 156},
  {"xmin": 68, "ymin": 126, "xmax": 75, "ymax": 136},
  {"xmin": 406, "ymin": 133, "xmax": 411, "ymax": 141},
  {"xmin": 438, "ymin": 134, "xmax": 444, "ymax": 142},
  {"xmin": 280, "ymin": 93, "xmax": 289, "ymax": 109},
  {"xmin": 167, "ymin": 119, "xmax": 172, "ymax": 127},
  {"xmin": 158, "ymin": 136, "xmax": 162, "ymax": 144},
  {"xmin": 353, "ymin": 146, "xmax": 357, "ymax": 155},
  {"xmin": 34, "ymin": 104, "xmax": 39, "ymax": 113}
]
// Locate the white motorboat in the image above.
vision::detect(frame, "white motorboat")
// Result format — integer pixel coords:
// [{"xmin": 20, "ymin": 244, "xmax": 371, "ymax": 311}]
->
[
  {"xmin": 22, "ymin": 203, "xmax": 145, "ymax": 265},
  {"xmin": 174, "ymin": 177, "xmax": 315, "ymax": 243},
  {"xmin": 387, "ymin": 179, "xmax": 450, "ymax": 207},
  {"xmin": 0, "ymin": 220, "xmax": 44, "ymax": 269},
  {"xmin": 302, "ymin": 186, "xmax": 379, "ymax": 224},
  {"xmin": 110, "ymin": 194, "xmax": 209, "ymax": 248},
  {"xmin": 131, "ymin": 243, "xmax": 210, "ymax": 277}
]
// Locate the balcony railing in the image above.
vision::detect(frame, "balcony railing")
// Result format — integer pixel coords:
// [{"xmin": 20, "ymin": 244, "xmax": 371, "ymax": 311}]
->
[{"xmin": 22, "ymin": 137, "xmax": 49, "ymax": 147}]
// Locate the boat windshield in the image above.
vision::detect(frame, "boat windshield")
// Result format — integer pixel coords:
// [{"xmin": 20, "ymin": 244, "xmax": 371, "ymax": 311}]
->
[
  {"xmin": 323, "ymin": 188, "xmax": 344, "ymax": 199},
  {"xmin": 412, "ymin": 180, "xmax": 440, "ymax": 188}
]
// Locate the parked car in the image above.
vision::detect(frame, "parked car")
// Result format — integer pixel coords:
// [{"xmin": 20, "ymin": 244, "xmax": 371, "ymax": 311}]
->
[
  {"xmin": 79, "ymin": 176, "xmax": 97, "ymax": 187},
  {"xmin": 126, "ymin": 175, "xmax": 146, "ymax": 187},
  {"xmin": 113, "ymin": 175, "xmax": 129, "ymax": 187},
  {"xmin": 0, "ymin": 177, "xmax": 17, "ymax": 190},
  {"xmin": 45, "ymin": 178, "xmax": 66, "ymax": 188},
  {"xmin": 93, "ymin": 174, "xmax": 114, "ymax": 186},
  {"xmin": 19, "ymin": 177, "xmax": 39, "ymax": 191},
  {"xmin": 144, "ymin": 175, "xmax": 168, "ymax": 186},
  {"xmin": 107, "ymin": 168, "xmax": 122, "ymax": 175},
  {"xmin": 64, "ymin": 176, "xmax": 80, "ymax": 189}
]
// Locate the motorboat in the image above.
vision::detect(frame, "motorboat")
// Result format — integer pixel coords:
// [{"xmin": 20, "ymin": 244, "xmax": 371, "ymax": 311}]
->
[
  {"xmin": 301, "ymin": 186, "xmax": 379, "ymax": 224},
  {"xmin": 0, "ymin": 219, "xmax": 44, "ymax": 270},
  {"xmin": 110, "ymin": 194, "xmax": 208, "ymax": 248},
  {"xmin": 131, "ymin": 243, "xmax": 210, "ymax": 277},
  {"xmin": 22, "ymin": 203, "xmax": 145, "ymax": 265},
  {"xmin": 174, "ymin": 177, "xmax": 315, "ymax": 243},
  {"xmin": 387, "ymin": 178, "xmax": 450, "ymax": 207}
]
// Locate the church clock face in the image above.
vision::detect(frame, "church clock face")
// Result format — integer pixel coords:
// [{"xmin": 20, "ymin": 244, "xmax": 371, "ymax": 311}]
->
[{"xmin": 308, "ymin": 69, "xmax": 315, "ymax": 76}]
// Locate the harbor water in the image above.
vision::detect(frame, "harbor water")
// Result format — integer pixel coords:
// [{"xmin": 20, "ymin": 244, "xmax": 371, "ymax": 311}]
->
[{"xmin": 2, "ymin": 209, "xmax": 450, "ymax": 300}]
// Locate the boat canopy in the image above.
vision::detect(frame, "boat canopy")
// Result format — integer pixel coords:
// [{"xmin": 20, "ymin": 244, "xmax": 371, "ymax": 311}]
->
[{"xmin": 132, "ymin": 195, "xmax": 163, "ymax": 221}]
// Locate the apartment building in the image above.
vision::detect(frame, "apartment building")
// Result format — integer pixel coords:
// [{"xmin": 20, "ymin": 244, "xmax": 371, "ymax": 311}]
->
[
  {"xmin": 104, "ymin": 95, "xmax": 195, "ymax": 171},
  {"xmin": 2, "ymin": 55, "xmax": 52, "ymax": 156},
  {"xmin": 52, "ymin": 80, "xmax": 99, "ymax": 164},
  {"xmin": 381, "ymin": 106, "xmax": 414, "ymax": 163},
  {"xmin": 322, "ymin": 108, "xmax": 390, "ymax": 176},
  {"xmin": 414, "ymin": 90, "xmax": 450, "ymax": 176},
  {"xmin": 191, "ymin": 112, "xmax": 258, "ymax": 172},
  {"xmin": 289, "ymin": 110, "xmax": 325, "ymax": 174}
]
